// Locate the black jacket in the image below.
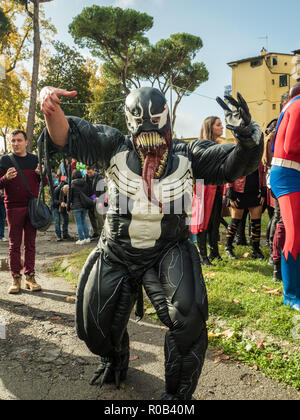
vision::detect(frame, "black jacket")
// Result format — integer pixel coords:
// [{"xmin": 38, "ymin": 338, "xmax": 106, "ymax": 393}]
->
[
  {"xmin": 84, "ymin": 172, "xmax": 105, "ymax": 197},
  {"xmin": 53, "ymin": 181, "xmax": 67, "ymax": 209},
  {"xmin": 69, "ymin": 178, "xmax": 90, "ymax": 210}
]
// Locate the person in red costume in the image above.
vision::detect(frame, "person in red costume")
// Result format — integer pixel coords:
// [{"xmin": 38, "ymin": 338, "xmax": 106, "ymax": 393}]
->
[
  {"xmin": 225, "ymin": 163, "xmax": 266, "ymax": 259},
  {"xmin": 270, "ymin": 82, "xmax": 300, "ymax": 311},
  {"xmin": 190, "ymin": 116, "xmax": 224, "ymax": 265}
]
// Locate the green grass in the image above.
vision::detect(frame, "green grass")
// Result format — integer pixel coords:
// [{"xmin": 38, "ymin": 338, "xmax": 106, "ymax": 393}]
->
[
  {"xmin": 47, "ymin": 214, "xmax": 300, "ymax": 391},
  {"xmin": 202, "ymin": 243, "xmax": 300, "ymax": 390}
]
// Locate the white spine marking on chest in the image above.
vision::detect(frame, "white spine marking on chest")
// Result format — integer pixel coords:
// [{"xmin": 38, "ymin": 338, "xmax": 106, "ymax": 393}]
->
[{"xmin": 107, "ymin": 151, "xmax": 192, "ymax": 249}]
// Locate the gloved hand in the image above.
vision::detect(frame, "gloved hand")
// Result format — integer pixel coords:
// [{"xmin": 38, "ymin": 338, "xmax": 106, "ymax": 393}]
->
[
  {"xmin": 216, "ymin": 93, "xmax": 262, "ymax": 149},
  {"xmin": 226, "ymin": 187, "xmax": 236, "ymax": 201}
]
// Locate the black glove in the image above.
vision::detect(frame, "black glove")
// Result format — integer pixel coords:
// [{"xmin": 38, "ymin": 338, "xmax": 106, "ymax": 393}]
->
[
  {"xmin": 226, "ymin": 187, "xmax": 236, "ymax": 201},
  {"xmin": 216, "ymin": 93, "xmax": 262, "ymax": 149}
]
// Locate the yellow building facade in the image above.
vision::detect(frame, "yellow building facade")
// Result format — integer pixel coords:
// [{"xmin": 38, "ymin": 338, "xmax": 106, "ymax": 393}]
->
[{"xmin": 227, "ymin": 50, "xmax": 300, "ymax": 138}]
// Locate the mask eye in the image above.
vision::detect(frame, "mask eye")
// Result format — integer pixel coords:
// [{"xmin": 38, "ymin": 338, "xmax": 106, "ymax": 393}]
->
[
  {"xmin": 151, "ymin": 116, "xmax": 160, "ymax": 124},
  {"xmin": 136, "ymin": 118, "xmax": 143, "ymax": 125}
]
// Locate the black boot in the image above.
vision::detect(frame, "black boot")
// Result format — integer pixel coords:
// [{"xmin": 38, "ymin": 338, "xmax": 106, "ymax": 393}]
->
[
  {"xmin": 250, "ymin": 219, "xmax": 264, "ymax": 260},
  {"xmin": 225, "ymin": 219, "xmax": 241, "ymax": 259},
  {"xmin": 197, "ymin": 232, "xmax": 213, "ymax": 266},
  {"xmin": 236, "ymin": 211, "xmax": 248, "ymax": 245},
  {"xmin": 251, "ymin": 243, "xmax": 265, "ymax": 260},
  {"xmin": 208, "ymin": 250, "xmax": 223, "ymax": 262},
  {"xmin": 272, "ymin": 260, "xmax": 282, "ymax": 281}
]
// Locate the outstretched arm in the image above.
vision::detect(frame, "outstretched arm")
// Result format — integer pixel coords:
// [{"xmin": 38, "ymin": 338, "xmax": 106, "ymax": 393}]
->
[
  {"xmin": 191, "ymin": 93, "xmax": 263, "ymax": 184},
  {"xmin": 40, "ymin": 86, "xmax": 126, "ymax": 170},
  {"xmin": 40, "ymin": 86, "xmax": 78, "ymax": 147}
]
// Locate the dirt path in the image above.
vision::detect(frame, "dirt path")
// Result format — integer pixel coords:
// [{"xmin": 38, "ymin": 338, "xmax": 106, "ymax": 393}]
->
[{"xmin": 0, "ymin": 225, "xmax": 299, "ymax": 401}]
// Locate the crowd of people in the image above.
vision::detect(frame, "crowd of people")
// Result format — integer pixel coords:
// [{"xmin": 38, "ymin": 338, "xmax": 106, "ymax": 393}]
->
[
  {"xmin": 189, "ymin": 91, "xmax": 295, "ymax": 285},
  {"xmin": 52, "ymin": 161, "xmax": 106, "ymax": 245},
  {"xmin": 0, "ymin": 87, "xmax": 299, "ymax": 315}
]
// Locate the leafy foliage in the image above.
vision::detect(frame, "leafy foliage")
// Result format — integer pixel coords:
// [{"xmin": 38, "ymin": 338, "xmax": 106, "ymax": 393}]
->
[
  {"xmin": 0, "ymin": 7, "xmax": 12, "ymax": 39},
  {"xmin": 69, "ymin": 6, "xmax": 153, "ymax": 93},
  {"xmin": 69, "ymin": 6, "xmax": 208, "ymax": 128},
  {"xmin": 39, "ymin": 41, "xmax": 93, "ymax": 118}
]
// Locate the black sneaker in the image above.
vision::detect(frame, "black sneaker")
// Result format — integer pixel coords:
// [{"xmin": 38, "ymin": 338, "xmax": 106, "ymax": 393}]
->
[
  {"xmin": 200, "ymin": 256, "xmax": 214, "ymax": 266},
  {"xmin": 251, "ymin": 248, "xmax": 265, "ymax": 260},
  {"xmin": 225, "ymin": 248, "xmax": 237, "ymax": 259},
  {"xmin": 63, "ymin": 234, "xmax": 73, "ymax": 240}
]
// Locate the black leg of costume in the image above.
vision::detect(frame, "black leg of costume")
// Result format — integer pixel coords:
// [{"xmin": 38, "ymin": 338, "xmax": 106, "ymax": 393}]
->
[
  {"xmin": 207, "ymin": 190, "xmax": 222, "ymax": 261},
  {"xmin": 236, "ymin": 209, "xmax": 248, "ymax": 245},
  {"xmin": 143, "ymin": 241, "xmax": 208, "ymax": 400},
  {"xmin": 226, "ymin": 218, "xmax": 241, "ymax": 259},
  {"xmin": 196, "ymin": 231, "xmax": 213, "ymax": 266},
  {"xmin": 250, "ymin": 218, "xmax": 264, "ymax": 260},
  {"xmin": 76, "ymin": 248, "xmax": 137, "ymax": 387}
]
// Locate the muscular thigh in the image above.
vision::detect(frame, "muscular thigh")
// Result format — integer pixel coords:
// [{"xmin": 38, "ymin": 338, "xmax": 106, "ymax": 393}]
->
[
  {"xmin": 158, "ymin": 243, "xmax": 195, "ymax": 317},
  {"xmin": 77, "ymin": 251, "xmax": 136, "ymax": 356}
]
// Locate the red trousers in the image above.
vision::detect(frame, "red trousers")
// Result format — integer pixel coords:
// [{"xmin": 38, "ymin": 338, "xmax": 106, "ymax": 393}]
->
[
  {"xmin": 6, "ymin": 207, "xmax": 37, "ymax": 276},
  {"xmin": 278, "ymin": 191, "xmax": 300, "ymax": 261}
]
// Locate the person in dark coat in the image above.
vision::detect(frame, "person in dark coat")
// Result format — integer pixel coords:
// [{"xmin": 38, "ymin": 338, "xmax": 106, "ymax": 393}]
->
[
  {"xmin": 69, "ymin": 170, "xmax": 91, "ymax": 245},
  {"xmin": 53, "ymin": 178, "xmax": 71, "ymax": 241},
  {"xmin": 84, "ymin": 166, "xmax": 105, "ymax": 240}
]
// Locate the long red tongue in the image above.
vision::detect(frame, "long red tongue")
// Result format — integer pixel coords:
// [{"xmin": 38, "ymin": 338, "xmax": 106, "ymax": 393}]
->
[{"xmin": 142, "ymin": 151, "xmax": 162, "ymax": 208}]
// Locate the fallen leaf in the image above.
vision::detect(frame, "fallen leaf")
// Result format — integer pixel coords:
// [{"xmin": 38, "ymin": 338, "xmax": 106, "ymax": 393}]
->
[
  {"xmin": 222, "ymin": 330, "xmax": 234, "ymax": 339},
  {"xmin": 248, "ymin": 288, "xmax": 257, "ymax": 294},
  {"xmin": 242, "ymin": 252, "xmax": 249, "ymax": 258},
  {"xmin": 262, "ymin": 286, "xmax": 281, "ymax": 295},
  {"xmin": 245, "ymin": 343, "xmax": 252, "ymax": 352},
  {"xmin": 47, "ymin": 316, "xmax": 62, "ymax": 321},
  {"xmin": 213, "ymin": 355, "xmax": 230, "ymax": 364},
  {"xmin": 257, "ymin": 342, "xmax": 265, "ymax": 349},
  {"xmin": 232, "ymin": 298, "xmax": 240, "ymax": 304},
  {"xmin": 204, "ymin": 273, "xmax": 216, "ymax": 279},
  {"xmin": 66, "ymin": 296, "xmax": 76, "ymax": 303}
]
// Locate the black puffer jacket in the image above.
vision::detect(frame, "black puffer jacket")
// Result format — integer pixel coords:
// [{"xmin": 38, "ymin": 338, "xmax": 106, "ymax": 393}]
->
[{"xmin": 69, "ymin": 178, "xmax": 90, "ymax": 210}]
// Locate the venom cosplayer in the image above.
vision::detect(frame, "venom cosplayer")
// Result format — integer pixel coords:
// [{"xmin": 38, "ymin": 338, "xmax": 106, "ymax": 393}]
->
[{"xmin": 41, "ymin": 86, "xmax": 263, "ymax": 400}]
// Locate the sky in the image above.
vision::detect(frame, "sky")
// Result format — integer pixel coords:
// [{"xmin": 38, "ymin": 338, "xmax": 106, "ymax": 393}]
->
[{"xmin": 2, "ymin": 0, "xmax": 300, "ymax": 149}]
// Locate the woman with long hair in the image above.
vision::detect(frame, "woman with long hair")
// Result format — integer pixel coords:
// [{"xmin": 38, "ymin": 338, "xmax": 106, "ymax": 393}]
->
[{"xmin": 192, "ymin": 116, "xmax": 224, "ymax": 265}]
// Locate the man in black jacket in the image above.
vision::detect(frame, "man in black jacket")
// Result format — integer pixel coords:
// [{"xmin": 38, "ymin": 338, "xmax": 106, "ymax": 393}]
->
[
  {"xmin": 53, "ymin": 178, "xmax": 72, "ymax": 241},
  {"xmin": 40, "ymin": 86, "xmax": 263, "ymax": 400},
  {"xmin": 84, "ymin": 166, "xmax": 105, "ymax": 240}
]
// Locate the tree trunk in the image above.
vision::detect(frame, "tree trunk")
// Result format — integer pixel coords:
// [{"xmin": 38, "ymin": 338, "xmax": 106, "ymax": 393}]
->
[
  {"xmin": 171, "ymin": 96, "xmax": 181, "ymax": 135},
  {"xmin": 26, "ymin": 0, "xmax": 41, "ymax": 152},
  {"xmin": 3, "ymin": 134, "xmax": 7, "ymax": 154}
]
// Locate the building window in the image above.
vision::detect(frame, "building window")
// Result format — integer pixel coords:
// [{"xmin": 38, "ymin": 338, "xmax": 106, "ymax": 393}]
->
[
  {"xmin": 272, "ymin": 57, "xmax": 278, "ymax": 66},
  {"xmin": 272, "ymin": 79, "xmax": 275, "ymax": 85},
  {"xmin": 272, "ymin": 104, "xmax": 276, "ymax": 110},
  {"xmin": 279, "ymin": 75, "xmax": 288, "ymax": 87},
  {"xmin": 250, "ymin": 59, "xmax": 262, "ymax": 68}
]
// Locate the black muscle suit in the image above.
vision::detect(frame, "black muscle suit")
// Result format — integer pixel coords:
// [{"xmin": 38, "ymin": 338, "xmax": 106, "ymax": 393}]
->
[{"xmin": 46, "ymin": 88, "xmax": 263, "ymax": 400}]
